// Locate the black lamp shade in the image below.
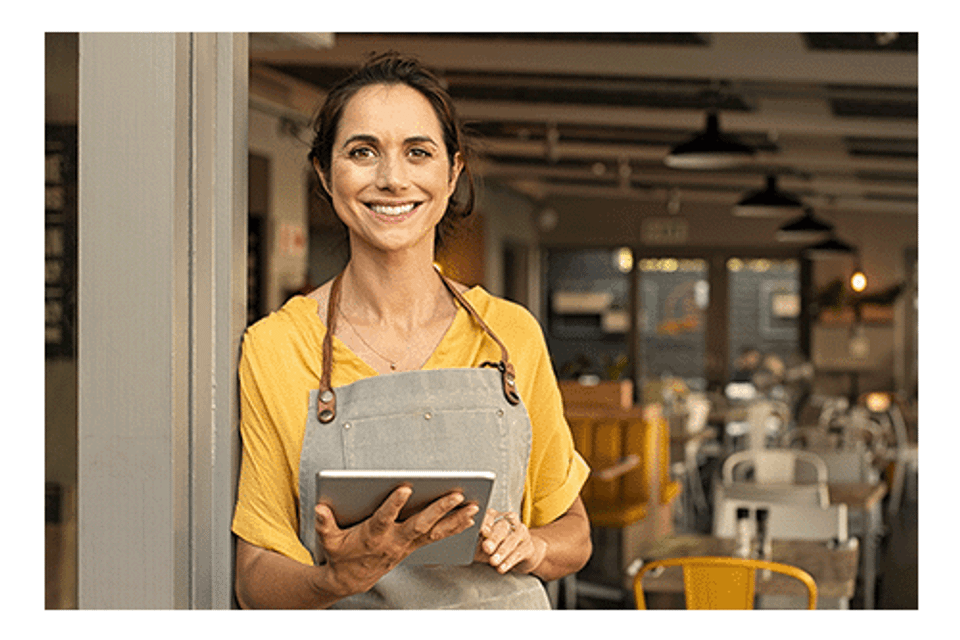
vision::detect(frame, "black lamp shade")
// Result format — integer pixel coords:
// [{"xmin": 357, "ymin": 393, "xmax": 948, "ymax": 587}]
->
[
  {"xmin": 776, "ymin": 208, "xmax": 835, "ymax": 242},
  {"xmin": 664, "ymin": 112, "xmax": 755, "ymax": 170},
  {"xmin": 733, "ymin": 175, "xmax": 804, "ymax": 217}
]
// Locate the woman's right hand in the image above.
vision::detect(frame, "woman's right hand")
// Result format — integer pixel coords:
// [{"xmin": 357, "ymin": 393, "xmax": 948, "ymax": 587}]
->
[{"xmin": 314, "ymin": 486, "xmax": 480, "ymax": 597}]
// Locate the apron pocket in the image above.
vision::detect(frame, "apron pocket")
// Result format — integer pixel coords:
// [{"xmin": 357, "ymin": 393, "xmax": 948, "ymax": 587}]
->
[{"xmin": 340, "ymin": 407, "xmax": 512, "ymax": 512}]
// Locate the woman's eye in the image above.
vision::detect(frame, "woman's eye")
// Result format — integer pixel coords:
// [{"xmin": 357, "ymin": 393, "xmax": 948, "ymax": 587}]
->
[
  {"xmin": 409, "ymin": 147, "xmax": 432, "ymax": 159},
  {"xmin": 348, "ymin": 147, "xmax": 375, "ymax": 159}
]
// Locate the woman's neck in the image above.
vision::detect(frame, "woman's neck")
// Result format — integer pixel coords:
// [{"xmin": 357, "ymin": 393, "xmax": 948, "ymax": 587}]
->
[{"xmin": 339, "ymin": 248, "xmax": 455, "ymax": 330}]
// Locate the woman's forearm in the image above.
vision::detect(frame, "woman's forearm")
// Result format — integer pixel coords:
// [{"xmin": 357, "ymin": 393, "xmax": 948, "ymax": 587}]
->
[
  {"xmin": 235, "ymin": 538, "xmax": 346, "ymax": 609},
  {"xmin": 528, "ymin": 496, "xmax": 592, "ymax": 582},
  {"xmin": 236, "ymin": 496, "xmax": 592, "ymax": 607}
]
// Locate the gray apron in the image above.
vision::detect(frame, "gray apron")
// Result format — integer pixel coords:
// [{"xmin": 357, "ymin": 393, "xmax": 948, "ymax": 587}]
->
[{"xmin": 296, "ymin": 271, "xmax": 551, "ymax": 609}]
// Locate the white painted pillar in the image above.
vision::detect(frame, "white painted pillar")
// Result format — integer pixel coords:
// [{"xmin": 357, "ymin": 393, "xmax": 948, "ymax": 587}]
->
[{"xmin": 78, "ymin": 32, "xmax": 247, "ymax": 609}]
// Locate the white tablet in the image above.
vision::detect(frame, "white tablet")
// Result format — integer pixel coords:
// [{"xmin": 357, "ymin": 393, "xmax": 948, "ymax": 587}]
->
[{"xmin": 315, "ymin": 469, "xmax": 496, "ymax": 566}]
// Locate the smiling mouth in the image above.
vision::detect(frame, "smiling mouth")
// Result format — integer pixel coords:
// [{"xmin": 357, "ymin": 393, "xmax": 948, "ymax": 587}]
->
[{"xmin": 367, "ymin": 202, "xmax": 419, "ymax": 216}]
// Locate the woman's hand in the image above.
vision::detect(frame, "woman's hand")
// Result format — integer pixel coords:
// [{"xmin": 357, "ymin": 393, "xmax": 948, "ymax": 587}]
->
[
  {"xmin": 474, "ymin": 509, "xmax": 547, "ymax": 575},
  {"xmin": 473, "ymin": 498, "xmax": 591, "ymax": 582},
  {"xmin": 314, "ymin": 485, "xmax": 480, "ymax": 597}
]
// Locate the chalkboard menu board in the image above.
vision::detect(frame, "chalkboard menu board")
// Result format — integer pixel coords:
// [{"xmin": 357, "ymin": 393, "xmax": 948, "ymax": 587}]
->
[{"xmin": 45, "ymin": 124, "xmax": 77, "ymax": 359}]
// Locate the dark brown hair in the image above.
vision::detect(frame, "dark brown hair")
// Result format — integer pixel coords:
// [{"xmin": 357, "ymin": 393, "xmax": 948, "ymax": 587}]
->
[{"xmin": 308, "ymin": 52, "xmax": 475, "ymax": 250}]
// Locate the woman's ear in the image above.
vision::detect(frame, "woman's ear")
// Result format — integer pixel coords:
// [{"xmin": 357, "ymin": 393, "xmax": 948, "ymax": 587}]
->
[
  {"xmin": 448, "ymin": 152, "xmax": 464, "ymax": 195},
  {"xmin": 313, "ymin": 157, "xmax": 331, "ymax": 196}
]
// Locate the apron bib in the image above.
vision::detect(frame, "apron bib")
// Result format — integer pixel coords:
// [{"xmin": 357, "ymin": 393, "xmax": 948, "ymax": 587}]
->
[{"xmin": 296, "ymin": 271, "xmax": 550, "ymax": 609}]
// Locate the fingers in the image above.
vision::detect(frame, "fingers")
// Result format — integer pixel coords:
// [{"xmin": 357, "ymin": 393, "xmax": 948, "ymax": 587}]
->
[
  {"xmin": 404, "ymin": 492, "xmax": 478, "ymax": 542},
  {"xmin": 314, "ymin": 502, "xmax": 340, "ymax": 537},
  {"xmin": 477, "ymin": 511, "xmax": 541, "ymax": 574},
  {"xmin": 480, "ymin": 510, "xmax": 517, "ymax": 555},
  {"xmin": 367, "ymin": 485, "xmax": 414, "ymax": 535}
]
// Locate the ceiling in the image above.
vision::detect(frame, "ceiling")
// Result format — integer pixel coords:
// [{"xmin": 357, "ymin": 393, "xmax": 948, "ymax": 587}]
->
[{"xmin": 248, "ymin": 32, "xmax": 917, "ymax": 219}]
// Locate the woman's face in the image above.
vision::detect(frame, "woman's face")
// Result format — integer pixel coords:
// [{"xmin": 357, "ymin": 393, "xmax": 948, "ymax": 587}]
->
[{"xmin": 316, "ymin": 83, "xmax": 463, "ymax": 257}]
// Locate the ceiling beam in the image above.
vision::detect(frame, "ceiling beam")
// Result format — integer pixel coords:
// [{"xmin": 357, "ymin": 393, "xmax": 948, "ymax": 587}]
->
[{"xmin": 250, "ymin": 32, "xmax": 917, "ymax": 88}]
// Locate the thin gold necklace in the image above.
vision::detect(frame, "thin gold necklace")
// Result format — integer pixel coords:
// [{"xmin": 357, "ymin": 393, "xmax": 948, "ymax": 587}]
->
[{"xmin": 337, "ymin": 305, "xmax": 411, "ymax": 371}]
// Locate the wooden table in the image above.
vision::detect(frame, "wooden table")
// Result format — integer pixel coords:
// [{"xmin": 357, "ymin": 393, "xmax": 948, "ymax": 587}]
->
[
  {"xmin": 828, "ymin": 482, "xmax": 887, "ymax": 511},
  {"xmin": 632, "ymin": 534, "xmax": 860, "ymax": 603}
]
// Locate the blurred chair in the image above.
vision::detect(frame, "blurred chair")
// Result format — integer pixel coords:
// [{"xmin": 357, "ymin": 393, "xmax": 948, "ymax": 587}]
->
[
  {"xmin": 669, "ymin": 392, "xmax": 714, "ymax": 532},
  {"xmin": 796, "ymin": 442, "xmax": 878, "ymax": 538},
  {"xmin": 559, "ymin": 379, "xmax": 633, "ymax": 410},
  {"xmin": 798, "ymin": 443, "xmax": 879, "ymax": 484},
  {"xmin": 559, "ymin": 382, "xmax": 681, "ymax": 607},
  {"xmin": 745, "ymin": 399, "xmax": 792, "ymax": 450},
  {"xmin": 720, "ymin": 448, "xmax": 830, "ymax": 507},
  {"xmin": 633, "ymin": 556, "xmax": 817, "ymax": 609},
  {"xmin": 884, "ymin": 399, "xmax": 918, "ymax": 517}
]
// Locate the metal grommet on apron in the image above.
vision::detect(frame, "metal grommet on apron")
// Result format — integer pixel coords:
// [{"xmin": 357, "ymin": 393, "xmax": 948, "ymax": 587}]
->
[{"xmin": 297, "ymin": 269, "xmax": 550, "ymax": 609}]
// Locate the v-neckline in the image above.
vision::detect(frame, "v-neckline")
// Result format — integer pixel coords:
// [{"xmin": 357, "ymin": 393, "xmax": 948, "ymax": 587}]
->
[{"xmin": 301, "ymin": 288, "xmax": 477, "ymax": 376}]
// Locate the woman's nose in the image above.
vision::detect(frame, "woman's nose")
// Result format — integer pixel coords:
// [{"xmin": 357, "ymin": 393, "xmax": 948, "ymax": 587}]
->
[{"xmin": 375, "ymin": 154, "xmax": 410, "ymax": 191}]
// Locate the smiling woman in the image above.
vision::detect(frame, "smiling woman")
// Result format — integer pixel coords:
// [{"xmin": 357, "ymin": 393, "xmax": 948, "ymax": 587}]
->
[
  {"xmin": 314, "ymin": 83, "xmax": 463, "ymax": 257},
  {"xmin": 308, "ymin": 53, "xmax": 475, "ymax": 253},
  {"xmin": 231, "ymin": 52, "xmax": 592, "ymax": 610}
]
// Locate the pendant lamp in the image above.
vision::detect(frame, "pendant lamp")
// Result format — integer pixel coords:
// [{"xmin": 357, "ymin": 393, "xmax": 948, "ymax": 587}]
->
[
  {"xmin": 776, "ymin": 207, "xmax": 835, "ymax": 242},
  {"xmin": 664, "ymin": 111, "xmax": 755, "ymax": 170},
  {"xmin": 733, "ymin": 175, "xmax": 804, "ymax": 217},
  {"xmin": 804, "ymin": 235, "xmax": 856, "ymax": 259}
]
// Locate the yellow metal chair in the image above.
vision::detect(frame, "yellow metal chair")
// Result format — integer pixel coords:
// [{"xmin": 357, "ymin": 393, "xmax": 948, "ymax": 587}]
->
[{"xmin": 633, "ymin": 556, "xmax": 818, "ymax": 609}]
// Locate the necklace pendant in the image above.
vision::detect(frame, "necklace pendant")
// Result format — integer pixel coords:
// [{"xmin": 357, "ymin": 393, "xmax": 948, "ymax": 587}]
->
[{"xmin": 390, "ymin": 363, "xmax": 397, "ymax": 371}]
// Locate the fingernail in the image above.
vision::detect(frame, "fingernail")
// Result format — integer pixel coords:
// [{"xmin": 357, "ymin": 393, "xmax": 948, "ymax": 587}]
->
[{"xmin": 492, "ymin": 554, "xmax": 501, "ymax": 563}]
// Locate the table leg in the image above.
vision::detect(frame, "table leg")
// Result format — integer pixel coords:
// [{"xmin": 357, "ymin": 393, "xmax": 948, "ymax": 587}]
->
[{"xmin": 863, "ymin": 502, "xmax": 882, "ymax": 609}]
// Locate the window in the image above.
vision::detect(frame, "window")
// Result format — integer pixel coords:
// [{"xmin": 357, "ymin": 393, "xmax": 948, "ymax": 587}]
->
[
  {"xmin": 545, "ymin": 248, "xmax": 631, "ymax": 381},
  {"xmin": 637, "ymin": 257, "xmax": 709, "ymax": 390},
  {"xmin": 727, "ymin": 257, "xmax": 801, "ymax": 377},
  {"xmin": 544, "ymin": 247, "xmax": 803, "ymax": 395}
]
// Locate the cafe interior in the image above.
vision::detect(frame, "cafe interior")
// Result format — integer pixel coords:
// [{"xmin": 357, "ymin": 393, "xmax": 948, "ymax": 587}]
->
[{"xmin": 45, "ymin": 32, "xmax": 919, "ymax": 610}]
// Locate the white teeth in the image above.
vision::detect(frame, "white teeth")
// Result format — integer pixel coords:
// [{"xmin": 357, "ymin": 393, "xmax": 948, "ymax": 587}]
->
[{"xmin": 369, "ymin": 203, "xmax": 416, "ymax": 216}]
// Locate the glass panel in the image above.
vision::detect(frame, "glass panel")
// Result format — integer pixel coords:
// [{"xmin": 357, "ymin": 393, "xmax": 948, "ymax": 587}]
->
[
  {"xmin": 45, "ymin": 32, "xmax": 78, "ymax": 609},
  {"xmin": 545, "ymin": 248, "xmax": 631, "ymax": 381},
  {"xmin": 637, "ymin": 257, "xmax": 709, "ymax": 391},
  {"xmin": 727, "ymin": 257, "xmax": 800, "ymax": 379}
]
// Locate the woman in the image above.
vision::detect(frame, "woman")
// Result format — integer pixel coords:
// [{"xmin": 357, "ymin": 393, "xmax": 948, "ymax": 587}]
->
[{"xmin": 232, "ymin": 53, "xmax": 591, "ymax": 609}]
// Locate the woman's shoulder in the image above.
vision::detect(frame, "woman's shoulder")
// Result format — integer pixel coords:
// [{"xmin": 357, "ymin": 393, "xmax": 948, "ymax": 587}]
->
[
  {"xmin": 463, "ymin": 287, "xmax": 545, "ymax": 339},
  {"xmin": 464, "ymin": 286, "xmax": 539, "ymax": 326},
  {"xmin": 243, "ymin": 295, "xmax": 324, "ymax": 355}
]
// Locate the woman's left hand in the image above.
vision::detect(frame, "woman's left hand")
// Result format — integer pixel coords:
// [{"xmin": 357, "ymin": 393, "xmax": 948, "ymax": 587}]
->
[{"xmin": 474, "ymin": 509, "xmax": 547, "ymax": 574}]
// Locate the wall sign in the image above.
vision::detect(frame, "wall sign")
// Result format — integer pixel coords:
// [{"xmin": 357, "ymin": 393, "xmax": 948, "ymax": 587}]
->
[{"xmin": 641, "ymin": 217, "xmax": 688, "ymax": 244}]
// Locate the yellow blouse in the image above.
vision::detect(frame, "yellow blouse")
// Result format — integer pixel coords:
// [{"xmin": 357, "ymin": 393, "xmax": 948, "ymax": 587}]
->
[{"xmin": 231, "ymin": 288, "xmax": 590, "ymax": 565}]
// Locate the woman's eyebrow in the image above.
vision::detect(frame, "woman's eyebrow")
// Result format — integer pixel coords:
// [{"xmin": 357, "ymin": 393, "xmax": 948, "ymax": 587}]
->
[
  {"xmin": 340, "ymin": 134, "xmax": 378, "ymax": 149},
  {"xmin": 405, "ymin": 135, "xmax": 439, "ymax": 146},
  {"xmin": 340, "ymin": 134, "xmax": 439, "ymax": 148}
]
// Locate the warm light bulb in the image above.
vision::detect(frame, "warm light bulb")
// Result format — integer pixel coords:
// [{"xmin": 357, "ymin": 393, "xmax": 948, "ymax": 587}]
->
[
  {"xmin": 850, "ymin": 269, "xmax": 867, "ymax": 292},
  {"xmin": 865, "ymin": 392, "xmax": 892, "ymax": 413},
  {"xmin": 614, "ymin": 247, "xmax": 634, "ymax": 273}
]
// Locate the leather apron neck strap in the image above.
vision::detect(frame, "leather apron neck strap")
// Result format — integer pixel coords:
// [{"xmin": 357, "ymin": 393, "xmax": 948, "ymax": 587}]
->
[{"xmin": 317, "ymin": 268, "xmax": 520, "ymax": 423}]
